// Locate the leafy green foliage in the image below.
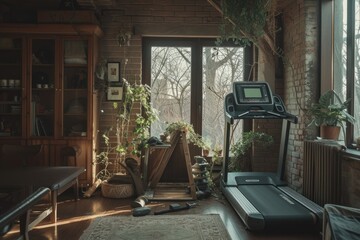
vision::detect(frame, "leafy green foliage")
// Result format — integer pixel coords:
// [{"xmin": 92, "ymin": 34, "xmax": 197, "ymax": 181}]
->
[
  {"xmin": 308, "ymin": 90, "xmax": 355, "ymax": 128},
  {"xmin": 95, "ymin": 79, "xmax": 158, "ymax": 181},
  {"xmin": 229, "ymin": 131, "xmax": 273, "ymax": 171},
  {"xmin": 217, "ymin": 0, "xmax": 271, "ymax": 45},
  {"xmin": 164, "ymin": 121, "xmax": 208, "ymax": 149}
]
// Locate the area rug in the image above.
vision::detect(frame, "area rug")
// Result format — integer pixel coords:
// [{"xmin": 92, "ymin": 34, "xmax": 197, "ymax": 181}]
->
[{"xmin": 80, "ymin": 214, "xmax": 232, "ymax": 240}]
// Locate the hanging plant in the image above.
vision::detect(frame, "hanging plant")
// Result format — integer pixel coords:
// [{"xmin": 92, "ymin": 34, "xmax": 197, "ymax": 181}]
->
[
  {"xmin": 215, "ymin": 0, "xmax": 279, "ymax": 57},
  {"xmin": 219, "ymin": 0, "xmax": 270, "ymax": 45}
]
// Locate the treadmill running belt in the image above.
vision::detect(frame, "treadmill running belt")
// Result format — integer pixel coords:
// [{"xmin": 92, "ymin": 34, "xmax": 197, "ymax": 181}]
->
[{"xmin": 238, "ymin": 185, "xmax": 316, "ymax": 230}]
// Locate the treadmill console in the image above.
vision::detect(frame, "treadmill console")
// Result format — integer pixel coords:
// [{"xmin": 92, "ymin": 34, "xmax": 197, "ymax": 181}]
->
[
  {"xmin": 233, "ymin": 81, "xmax": 273, "ymax": 111},
  {"xmin": 225, "ymin": 81, "xmax": 297, "ymax": 123}
]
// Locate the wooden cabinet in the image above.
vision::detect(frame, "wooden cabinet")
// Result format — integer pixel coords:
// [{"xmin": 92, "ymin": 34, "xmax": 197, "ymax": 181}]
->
[
  {"xmin": 0, "ymin": 37, "xmax": 24, "ymax": 137},
  {"xmin": 0, "ymin": 24, "xmax": 102, "ymax": 187}
]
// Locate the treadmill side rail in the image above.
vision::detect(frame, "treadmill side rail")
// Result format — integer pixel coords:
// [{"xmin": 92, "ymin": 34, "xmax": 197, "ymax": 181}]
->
[
  {"xmin": 279, "ymin": 186, "xmax": 324, "ymax": 228},
  {"xmin": 222, "ymin": 184, "xmax": 265, "ymax": 231}
]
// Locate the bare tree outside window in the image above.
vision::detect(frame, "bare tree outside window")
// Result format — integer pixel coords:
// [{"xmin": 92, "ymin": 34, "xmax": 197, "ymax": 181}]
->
[
  {"xmin": 334, "ymin": 0, "xmax": 360, "ymax": 141},
  {"xmin": 354, "ymin": 0, "xmax": 360, "ymax": 139},
  {"xmin": 150, "ymin": 47, "xmax": 191, "ymax": 136},
  {"xmin": 149, "ymin": 43, "xmax": 244, "ymax": 152},
  {"xmin": 202, "ymin": 47, "xmax": 244, "ymax": 150},
  {"xmin": 334, "ymin": 0, "xmax": 347, "ymax": 141}
]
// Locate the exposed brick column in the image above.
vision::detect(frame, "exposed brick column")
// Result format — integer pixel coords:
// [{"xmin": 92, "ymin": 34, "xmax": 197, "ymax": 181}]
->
[{"xmin": 283, "ymin": 0, "xmax": 319, "ymax": 192}]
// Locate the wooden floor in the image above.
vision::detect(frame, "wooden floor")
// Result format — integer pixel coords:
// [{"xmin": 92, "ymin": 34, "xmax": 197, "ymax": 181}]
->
[{"xmin": 3, "ymin": 188, "xmax": 323, "ymax": 240}]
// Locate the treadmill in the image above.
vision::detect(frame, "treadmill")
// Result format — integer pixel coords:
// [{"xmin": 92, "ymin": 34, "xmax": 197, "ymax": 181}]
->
[{"xmin": 221, "ymin": 81, "xmax": 323, "ymax": 231}]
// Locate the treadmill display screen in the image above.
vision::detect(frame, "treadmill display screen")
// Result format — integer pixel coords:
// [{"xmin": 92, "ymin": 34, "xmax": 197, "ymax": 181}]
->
[
  {"xmin": 243, "ymin": 88, "xmax": 262, "ymax": 99},
  {"xmin": 233, "ymin": 81, "xmax": 273, "ymax": 107}
]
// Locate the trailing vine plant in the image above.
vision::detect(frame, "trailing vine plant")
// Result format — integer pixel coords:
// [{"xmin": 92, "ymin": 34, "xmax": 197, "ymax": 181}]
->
[
  {"xmin": 163, "ymin": 121, "xmax": 208, "ymax": 150},
  {"xmin": 216, "ymin": 0, "xmax": 277, "ymax": 49},
  {"xmin": 95, "ymin": 79, "xmax": 158, "ymax": 181},
  {"xmin": 217, "ymin": 0, "xmax": 272, "ymax": 46}
]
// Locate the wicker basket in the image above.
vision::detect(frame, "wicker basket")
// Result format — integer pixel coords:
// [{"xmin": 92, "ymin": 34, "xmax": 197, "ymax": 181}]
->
[{"xmin": 101, "ymin": 181, "xmax": 134, "ymax": 199}]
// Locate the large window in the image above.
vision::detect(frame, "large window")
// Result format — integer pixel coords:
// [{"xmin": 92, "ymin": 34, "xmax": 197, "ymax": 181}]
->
[
  {"xmin": 332, "ymin": 0, "xmax": 360, "ymax": 144},
  {"xmin": 142, "ymin": 38, "xmax": 247, "ymax": 153}
]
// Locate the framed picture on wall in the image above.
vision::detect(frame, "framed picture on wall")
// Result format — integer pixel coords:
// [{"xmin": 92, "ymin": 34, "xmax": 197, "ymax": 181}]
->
[
  {"xmin": 107, "ymin": 86, "xmax": 123, "ymax": 101},
  {"xmin": 107, "ymin": 62, "xmax": 120, "ymax": 82}
]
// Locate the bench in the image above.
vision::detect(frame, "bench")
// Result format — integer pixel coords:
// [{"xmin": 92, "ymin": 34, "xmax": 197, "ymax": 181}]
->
[
  {"xmin": 0, "ymin": 166, "xmax": 85, "ymax": 224},
  {"xmin": 0, "ymin": 187, "xmax": 50, "ymax": 240}
]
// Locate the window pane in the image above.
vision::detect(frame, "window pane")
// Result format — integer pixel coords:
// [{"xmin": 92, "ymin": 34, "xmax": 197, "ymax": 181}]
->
[
  {"xmin": 202, "ymin": 47, "xmax": 244, "ymax": 152},
  {"xmin": 333, "ymin": 0, "xmax": 347, "ymax": 140},
  {"xmin": 334, "ymin": 0, "xmax": 347, "ymax": 100},
  {"xmin": 355, "ymin": 0, "xmax": 360, "ymax": 139},
  {"xmin": 150, "ymin": 46, "xmax": 191, "ymax": 137}
]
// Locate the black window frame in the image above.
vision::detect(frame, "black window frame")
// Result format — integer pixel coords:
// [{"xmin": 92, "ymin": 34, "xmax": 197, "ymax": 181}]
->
[
  {"xmin": 321, "ymin": 0, "xmax": 358, "ymax": 146},
  {"xmin": 142, "ymin": 37, "xmax": 253, "ymax": 139}
]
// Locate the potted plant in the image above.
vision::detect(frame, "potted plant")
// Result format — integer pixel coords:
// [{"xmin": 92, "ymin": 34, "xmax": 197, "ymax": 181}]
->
[
  {"xmin": 201, "ymin": 137, "xmax": 212, "ymax": 157},
  {"xmin": 308, "ymin": 90, "xmax": 355, "ymax": 140}
]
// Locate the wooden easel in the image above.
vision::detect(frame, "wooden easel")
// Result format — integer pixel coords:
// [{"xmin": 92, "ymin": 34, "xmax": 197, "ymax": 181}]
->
[{"xmin": 145, "ymin": 130, "xmax": 197, "ymax": 200}]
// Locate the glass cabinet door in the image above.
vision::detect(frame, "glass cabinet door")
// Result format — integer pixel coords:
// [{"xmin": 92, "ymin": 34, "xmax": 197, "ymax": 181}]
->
[
  {"xmin": 30, "ymin": 38, "xmax": 55, "ymax": 137},
  {"xmin": 0, "ymin": 37, "xmax": 23, "ymax": 137},
  {"xmin": 62, "ymin": 39, "xmax": 89, "ymax": 137}
]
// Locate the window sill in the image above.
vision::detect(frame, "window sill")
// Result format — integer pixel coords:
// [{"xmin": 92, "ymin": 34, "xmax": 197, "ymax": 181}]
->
[{"xmin": 342, "ymin": 148, "xmax": 360, "ymax": 161}]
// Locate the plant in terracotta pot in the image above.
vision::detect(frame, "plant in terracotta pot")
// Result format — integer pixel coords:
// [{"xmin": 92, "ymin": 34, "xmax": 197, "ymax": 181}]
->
[
  {"xmin": 308, "ymin": 90, "xmax": 355, "ymax": 140},
  {"xmin": 200, "ymin": 137, "xmax": 212, "ymax": 157}
]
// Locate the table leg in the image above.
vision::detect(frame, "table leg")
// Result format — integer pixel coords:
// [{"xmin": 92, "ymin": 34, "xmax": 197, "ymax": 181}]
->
[
  {"xmin": 75, "ymin": 178, "xmax": 79, "ymax": 201},
  {"xmin": 50, "ymin": 190, "xmax": 57, "ymax": 223}
]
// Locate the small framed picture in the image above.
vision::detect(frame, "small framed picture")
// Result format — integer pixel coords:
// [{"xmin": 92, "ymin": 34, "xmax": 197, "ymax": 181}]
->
[
  {"xmin": 107, "ymin": 62, "xmax": 120, "ymax": 82},
  {"xmin": 107, "ymin": 86, "xmax": 123, "ymax": 101}
]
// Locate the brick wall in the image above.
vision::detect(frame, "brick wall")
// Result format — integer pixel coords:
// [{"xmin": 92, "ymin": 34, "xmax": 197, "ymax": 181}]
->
[{"xmin": 282, "ymin": 0, "xmax": 319, "ymax": 192}]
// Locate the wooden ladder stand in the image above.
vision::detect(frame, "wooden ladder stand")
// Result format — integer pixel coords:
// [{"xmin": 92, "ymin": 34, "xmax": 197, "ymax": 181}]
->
[{"xmin": 147, "ymin": 130, "xmax": 197, "ymax": 200}]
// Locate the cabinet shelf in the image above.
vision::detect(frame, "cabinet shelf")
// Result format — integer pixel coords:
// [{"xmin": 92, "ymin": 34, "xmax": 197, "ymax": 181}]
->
[
  {"xmin": 32, "ymin": 88, "xmax": 55, "ymax": 91},
  {"xmin": 64, "ymin": 63, "xmax": 87, "ymax": 67},
  {"xmin": 63, "ymin": 89, "xmax": 87, "ymax": 91},
  {"xmin": 0, "ymin": 63, "xmax": 21, "ymax": 66},
  {"xmin": 0, "ymin": 101, "xmax": 21, "ymax": 105},
  {"xmin": 32, "ymin": 63, "xmax": 55, "ymax": 67},
  {"xmin": 64, "ymin": 113, "xmax": 87, "ymax": 116},
  {"xmin": 35, "ymin": 113, "xmax": 54, "ymax": 116},
  {"xmin": 0, "ymin": 113, "xmax": 21, "ymax": 116},
  {"xmin": 0, "ymin": 48, "xmax": 21, "ymax": 51},
  {"xmin": 0, "ymin": 87, "xmax": 21, "ymax": 91}
]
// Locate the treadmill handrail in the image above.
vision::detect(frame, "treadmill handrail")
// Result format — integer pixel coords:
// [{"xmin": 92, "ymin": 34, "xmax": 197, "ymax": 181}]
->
[{"xmin": 226, "ymin": 109, "xmax": 298, "ymax": 123}]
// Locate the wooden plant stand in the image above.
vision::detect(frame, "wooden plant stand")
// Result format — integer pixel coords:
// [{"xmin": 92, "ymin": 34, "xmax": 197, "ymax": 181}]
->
[{"xmin": 144, "ymin": 130, "xmax": 197, "ymax": 201}]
